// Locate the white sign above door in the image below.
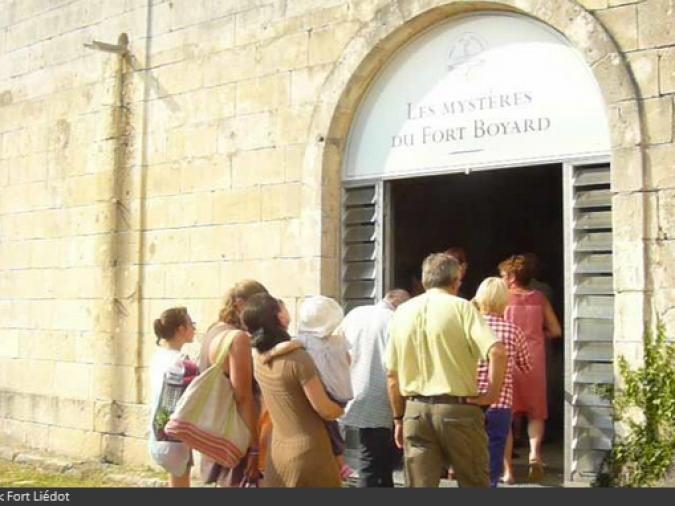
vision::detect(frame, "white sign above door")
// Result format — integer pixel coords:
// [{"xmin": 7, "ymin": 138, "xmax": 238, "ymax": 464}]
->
[{"xmin": 343, "ymin": 13, "xmax": 611, "ymax": 182}]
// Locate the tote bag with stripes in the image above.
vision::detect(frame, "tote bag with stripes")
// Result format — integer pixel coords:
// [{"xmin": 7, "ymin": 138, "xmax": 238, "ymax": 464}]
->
[{"xmin": 165, "ymin": 330, "xmax": 250, "ymax": 468}]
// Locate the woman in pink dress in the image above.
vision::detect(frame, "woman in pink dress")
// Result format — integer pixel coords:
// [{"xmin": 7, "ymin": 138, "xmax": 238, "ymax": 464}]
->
[{"xmin": 499, "ymin": 255, "xmax": 561, "ymax": 483}]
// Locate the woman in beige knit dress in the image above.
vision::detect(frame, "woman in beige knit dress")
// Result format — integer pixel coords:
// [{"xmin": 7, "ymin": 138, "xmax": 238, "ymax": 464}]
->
[{"xmin": 243, "ymin": 293, "xmax": 343, "ymax": 487}]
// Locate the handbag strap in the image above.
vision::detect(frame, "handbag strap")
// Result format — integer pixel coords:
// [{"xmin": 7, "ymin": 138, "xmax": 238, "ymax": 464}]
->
[{"xmin": 213, "ymin": 330, "xmax": 238, "ymax": 368}]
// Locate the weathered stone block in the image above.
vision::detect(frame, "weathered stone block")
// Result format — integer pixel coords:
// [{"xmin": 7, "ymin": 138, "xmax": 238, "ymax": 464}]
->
[
  {"xmin": 276, "ymin": 105, "xmax": 314, "ymax": 145},
  {"xmin": 659, "ymin": 47, "xmax": 675, "ymax": 94},
  {"xmin": 261, "ymin": 183, "xmax": 302, "ymax": 220},
  {"xmin": 48, "ymin": 426, "xmax": 101, "ymax": 459},
  {"xmin": 232, "ymin": 147, "xmax": 285, "ymax": 188},
  {"xmin": 91, "ymin": 365, "xmax": 138, "ymax": 403},
  {"xmin": 652, "ymin": 288, "xmax": 675, "ymax": 334},
  {"xmin": 0, "ymin": 331, "xmax": 19, "ymax": 358},
  {"xmin": 203, "ymin": 45, "xmax": 257, "ymax": 87},
  {"xmin": 141, "ymin": 264, "xmax": 165, "ymax": 298},
  {"xmin": 613, "ymin": 240, "xmax": 646, "ymax": 291},
  {"xmin": 309, "ymin": 22, "xmax": 361, "ymax": 66},
  {"xmin": 627, "ymin": 50, "xmax": 659, "ymax": 98},
  {"xmin": 257, "ymin": 258, "xmax": 305, "ymax": 297},
  {"xmin": 94, "ymin": 400, "xmax": 124, "ymax": 434},
  {"xmin": 235, "ymin": 4, "xmax": 276, "ymax": 46},
  {"xmin": 122, "ymin": 436, "xmax": 150, "ymax": 466},
  {"xmin": 55, "ymin": 362, "xmax": 93, "ymax": 401},
  {"xmin": 592, "ymin": 53, "xmax": 635, "ymax": 104},
  {"xmin": 597, "ymin": 5, "xmax": 638, "ymax": 52},
  {"xmin": 189, "ymin": 225, "xmax": 241, "ymax": 262},
  {"xmin": 164, "ymin": 262, "xmax": 220, "ymax": 299},
  {"xmin": 258, "ymin": 31, "xmax": 308, "ymax": 73},
  {"xmin": 145, "ymin": 163, "xmax": 181, "ymax": 198},
  {"xmin": 19, "ymin": 330, "xmax": 76, "ymax": 363},
  {"xmin": 219, "ymin": 113, "xmax": 274, "ymax": 152},
  {"xmin": 613, "ymin": 192, "xmax": 645, "ymax": 242},
  {"xmin": 286, "ymin": 0, "xmax": 345, "ymax": 18},
  {"xmin": 143, "ymin": 229, "xmax": 193, "ymax": 263},
  {"xmin": 55, "ymin": 398, "xmax": 94, "ymax": 431},
  {"xmin": 239, "ymin": 221, "xmax": 284, "ymax": 259},
  {"xmin": 648, "ymin": 239, "xmax": 675, "ymax": 289},
  {"xmin": 179, "ymin": 155, "xmax": 231, "ymax": 193},
  {"xmin": 150, "ymin": 61, "xmax": 202, "ymax": 99},
  {"xmin": 101, "ymin": 434, "xmax": 124, "ymax": 464},
  {"xmin": 608, "ymin": 99, "xmax": 641, "ymax": 148},
  {"xmin": 118, "ymin": 402, "xmax": 149, "ymax": 439},
  {"xmin": 657, "ymin": 189, "xmax": 675, "ymax": 239},
  {"xmin": 614, "ymin": 291, "xmax": 647, "ymax": 344},
  {"xmin": 643, "ymin": 96, "xmax": 673, "ymax": 145},
  {"xmin": 646, "ymin": 143, "xmax": 675, "ymax": 189},
  {"xmin": 17, "ymin": 359, "xmax": 55, "ymax": 397},
  {"xmin": 236, "ymin": 73, "xmax": 290, "ymax": 115},
  {"xmin": 283, "ymin": 144, "xmax": 305, "ymax": 183},
  {"xmin": 638, "ymin": 0, "xmax": 674, "ymax": 49},
  {"xmin": 212, "ymin": 187, "xmax": 262, "ymax": 224},
  {"xmin": 290, "ymin": 64, "xmax": 332, "ymax": 106}
]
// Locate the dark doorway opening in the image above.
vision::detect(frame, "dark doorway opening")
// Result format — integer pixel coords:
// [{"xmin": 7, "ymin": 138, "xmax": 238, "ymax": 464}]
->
[{"xmin": 387, "ymin": 164, "xmax": 564, "ymax": 484}]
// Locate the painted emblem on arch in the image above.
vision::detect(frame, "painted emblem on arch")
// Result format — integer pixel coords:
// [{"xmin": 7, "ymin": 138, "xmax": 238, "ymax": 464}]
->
[{"xmin": 447, "ymin": 32, "xmax": 487, "ymax": 78}]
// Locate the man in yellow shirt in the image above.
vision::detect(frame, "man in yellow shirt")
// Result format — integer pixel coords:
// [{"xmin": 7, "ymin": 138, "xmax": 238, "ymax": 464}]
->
[{"xmin": 385, "ymin": 253, "xmax": 507, "ymax": 487}]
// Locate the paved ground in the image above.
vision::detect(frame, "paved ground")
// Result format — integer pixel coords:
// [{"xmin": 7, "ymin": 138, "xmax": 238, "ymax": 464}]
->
[{"xmin": 2, "ymin": 441, "xmax": 568, "ymax": 488}]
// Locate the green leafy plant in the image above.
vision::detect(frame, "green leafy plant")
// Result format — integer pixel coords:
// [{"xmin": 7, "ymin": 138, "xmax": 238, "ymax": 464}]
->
[
  {"xmin": 594, "ymin": 323, "xmax": 675, "ymax": 487},
  {"xmin": 153, "ymin": 407, "xmax": 172, "ymax": 434}
]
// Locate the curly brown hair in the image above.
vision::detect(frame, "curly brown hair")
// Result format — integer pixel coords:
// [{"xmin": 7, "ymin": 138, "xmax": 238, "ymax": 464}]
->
[
  {"xmin": 498, "ymin": 254, "xmax": 532, "ymax": 287},
  {"xmin": 215, "ymin": 279, "xmax": 268, "ymax": 328}
]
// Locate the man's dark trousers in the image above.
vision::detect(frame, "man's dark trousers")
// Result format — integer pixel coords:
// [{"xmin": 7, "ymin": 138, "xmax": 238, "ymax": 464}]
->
[{"xmin": 356, "ymin": 427, "xmax": 396, "ymax": 487}]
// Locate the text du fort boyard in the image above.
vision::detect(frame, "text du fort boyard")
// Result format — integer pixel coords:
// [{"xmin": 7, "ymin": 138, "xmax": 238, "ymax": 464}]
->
[
  {"xmin": 1, "ymin": 491, "xmax": 71, "ymax": 502},
  {"xmin": 392, "ymin": 91, "xmax": 551, "ymax": 147}
]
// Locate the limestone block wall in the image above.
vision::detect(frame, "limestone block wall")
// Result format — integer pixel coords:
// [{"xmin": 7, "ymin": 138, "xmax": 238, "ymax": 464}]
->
[{"xmin": 0, "ymin": 0, "xmax": 673, "ymax": 466}]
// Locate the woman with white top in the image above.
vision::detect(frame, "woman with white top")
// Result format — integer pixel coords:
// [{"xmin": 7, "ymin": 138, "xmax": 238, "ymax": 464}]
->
[{"xmin": 149, "ymin": 306, "xmax": 197, "ymax": 488}]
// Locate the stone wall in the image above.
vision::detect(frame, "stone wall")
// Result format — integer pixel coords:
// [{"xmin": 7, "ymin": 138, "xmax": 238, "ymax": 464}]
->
[{"xmin": 0, "ymin": 0, "xmax": 673, "ymax": 466}]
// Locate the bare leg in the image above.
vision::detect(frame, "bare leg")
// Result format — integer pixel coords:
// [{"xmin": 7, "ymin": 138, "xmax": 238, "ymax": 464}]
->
[
  {"xmin": 528, "ymin": 418, "xmax": 545, "ymax": 462},
  {"xmin": 502, "ymin": 428, "xmax": 515, "ymax": 484},
  {"xmin": 169, "ymin": 471, "xmax": 191, "ymax": 488}
]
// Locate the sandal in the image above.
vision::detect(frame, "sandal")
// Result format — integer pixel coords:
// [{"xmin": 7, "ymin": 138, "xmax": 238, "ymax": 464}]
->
[{"xmin": 528, "ymin": 460, "xmax": 545, "ymax": 483}]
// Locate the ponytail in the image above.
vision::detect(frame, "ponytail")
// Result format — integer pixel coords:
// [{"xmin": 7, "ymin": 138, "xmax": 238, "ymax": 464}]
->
[{"xmin": 153, "ymin": 307, "xmax": 189, "ymax": 345}]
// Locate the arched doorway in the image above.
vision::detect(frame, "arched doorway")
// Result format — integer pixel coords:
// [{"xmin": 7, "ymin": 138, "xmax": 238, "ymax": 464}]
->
[{"xmin": 318, "ymin": 9, "xmax": 627, "ymax": 484}]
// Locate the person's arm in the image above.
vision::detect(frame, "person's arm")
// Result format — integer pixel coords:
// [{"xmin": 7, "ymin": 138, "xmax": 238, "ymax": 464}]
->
[
  {"xmin": 468, "ymin": 342, "xmax": 507, "ymax": 406},
  {"xmin": 542, "ymin": 298, "xmax": 562, "ymax": 339},
  {"xmin": 387, "ymin": 370, "xmax": 406, "ymax": 449},
  {"xmin": 227, "ymin": 331, "xmax": 260, "ymax": 479},
  {"xmin": 302, "ymin": 376, "xmax": 344, "ymax": 420},
  {"xmin": 260, "ymin": 339, "xmax": 303, "ymax": 364}
]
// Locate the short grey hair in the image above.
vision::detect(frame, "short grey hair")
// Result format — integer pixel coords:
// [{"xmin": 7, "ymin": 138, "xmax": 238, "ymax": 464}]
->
[{"xmin": 421, "ymin": 253, "xmax": 460, "ymax": 290}]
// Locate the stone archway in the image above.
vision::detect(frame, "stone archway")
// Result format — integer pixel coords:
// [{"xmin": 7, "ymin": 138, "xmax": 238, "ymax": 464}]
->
[{"xmin": 302, "ymin": 0, "xmax": 646, "ymax": 352}]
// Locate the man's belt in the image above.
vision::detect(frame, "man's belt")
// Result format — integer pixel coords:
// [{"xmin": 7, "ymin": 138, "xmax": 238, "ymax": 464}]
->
[{"xmin": 407, "ymin": 394, "xmax": 469, "ymax": 405}]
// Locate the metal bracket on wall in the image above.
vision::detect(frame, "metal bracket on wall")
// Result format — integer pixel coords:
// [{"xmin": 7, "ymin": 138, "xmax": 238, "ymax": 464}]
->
[{"xmin": 84, "ymin": 33, "xmax": 129, "ymax": 55}]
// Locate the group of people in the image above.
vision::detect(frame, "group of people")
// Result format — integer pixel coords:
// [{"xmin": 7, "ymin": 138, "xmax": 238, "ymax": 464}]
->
[{"xmin": 148, "ymin": 249, "xmax": 561, "ymax": 488}]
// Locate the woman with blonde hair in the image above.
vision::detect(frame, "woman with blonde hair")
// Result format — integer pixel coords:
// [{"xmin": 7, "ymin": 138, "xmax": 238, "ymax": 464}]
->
[
  {"xmin": 199, "ymin": 279, "xmax": 268, "ymax": 487},
  {"xmin": 499, "ymin": 255, "xmax": 562, "ymax": 483},
  {"xmin": 474, "ymin": 278, "xmax": 532, "ymax": 486}
]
